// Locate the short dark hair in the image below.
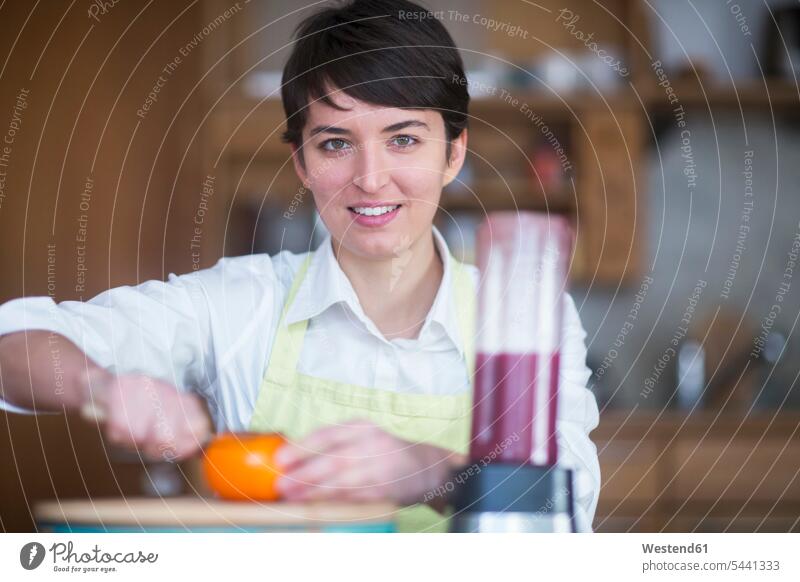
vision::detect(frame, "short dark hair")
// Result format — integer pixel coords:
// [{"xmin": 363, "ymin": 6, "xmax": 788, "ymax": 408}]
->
[{"xmin": 281, "ymin": 0, "xmax": 469, "ymax": 162}]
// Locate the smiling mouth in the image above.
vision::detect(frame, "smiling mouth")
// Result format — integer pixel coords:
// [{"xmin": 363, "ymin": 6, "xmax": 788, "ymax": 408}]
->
[{"xmin": 347, "ymin": 204, "xmax": 402, "ymax": 217}]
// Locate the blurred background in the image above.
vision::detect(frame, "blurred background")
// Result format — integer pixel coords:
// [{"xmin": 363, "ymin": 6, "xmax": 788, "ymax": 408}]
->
[{"xmin": 1, "ymin": 0, "xmax": 799, "ymax": 532}]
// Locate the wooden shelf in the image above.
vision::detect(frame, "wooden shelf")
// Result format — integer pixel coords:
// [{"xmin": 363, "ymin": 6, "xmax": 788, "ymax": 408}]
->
[
  {"xmin": 641, "ymin": 79, "xmax": 800, "ymax": 111},
  {"xmin": 593, "ymin": 409, "xmax": 800, "ymax": 439},
  {"xmin": 225, "ymin": 77, "xmax": 800, "ymax": 126},
  {"xmin": 467, "ymin": 79, "xmax": 800, "ymax": 117}
]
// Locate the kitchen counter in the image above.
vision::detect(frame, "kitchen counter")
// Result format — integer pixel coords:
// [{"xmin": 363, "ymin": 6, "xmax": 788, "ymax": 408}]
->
[{"xmin": 35, "ymin": 497, "xmax": 398, "ymax": 533}]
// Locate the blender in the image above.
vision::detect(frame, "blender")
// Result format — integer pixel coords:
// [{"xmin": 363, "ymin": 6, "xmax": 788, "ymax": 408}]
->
[{"xmin": 450, "ymin": 212, "xmax": 576, "ymax": 533}]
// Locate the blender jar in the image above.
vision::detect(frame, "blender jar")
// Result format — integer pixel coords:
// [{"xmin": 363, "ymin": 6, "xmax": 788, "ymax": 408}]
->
[{"xmin": 470, "ymin": 212, "xmax": 572, "ymax": 467}]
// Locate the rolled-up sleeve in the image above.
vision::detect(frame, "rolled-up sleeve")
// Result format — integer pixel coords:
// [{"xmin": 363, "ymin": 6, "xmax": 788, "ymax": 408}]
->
[
  {"xmin": 0, "ymin": 271, "xmax": 215, "ymax": 414},
  {"xmin": 557, "ymin": 292, "xmax": 601, "ymax": 532}
]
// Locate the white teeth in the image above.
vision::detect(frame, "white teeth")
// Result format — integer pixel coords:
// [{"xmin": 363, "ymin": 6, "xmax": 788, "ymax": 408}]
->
[{"xmin": 351, "ymin": 205, "xmax": 399, "ymax": 216}]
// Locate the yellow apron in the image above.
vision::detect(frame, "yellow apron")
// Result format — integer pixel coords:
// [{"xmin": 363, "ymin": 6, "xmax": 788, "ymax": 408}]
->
[{"xmin": 249, "ymin": 251, "xmax": 475, "ymax": 532}]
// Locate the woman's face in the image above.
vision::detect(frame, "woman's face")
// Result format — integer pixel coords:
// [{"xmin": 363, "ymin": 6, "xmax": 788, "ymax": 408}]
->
[{"xmin": 292, "ymin": 90, "xmax": 467, "ymax": 260}]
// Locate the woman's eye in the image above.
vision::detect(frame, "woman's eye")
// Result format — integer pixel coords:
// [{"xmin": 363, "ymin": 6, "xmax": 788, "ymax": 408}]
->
[
  {"xmin": 320, "ymin": 138, "xmax": 351, "ymax": 152},
  {"xmin": 390, "ymin": 135, "xmax": 418, "ymax": 149}
]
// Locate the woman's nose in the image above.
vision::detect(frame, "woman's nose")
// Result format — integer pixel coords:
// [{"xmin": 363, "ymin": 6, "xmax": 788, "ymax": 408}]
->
[{"xmin": 352, "ymin": 141, "xmax": 390, "ymax": 193}]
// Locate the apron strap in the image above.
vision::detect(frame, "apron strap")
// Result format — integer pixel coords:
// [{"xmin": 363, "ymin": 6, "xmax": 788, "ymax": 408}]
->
[{"xmin": 263, "ymin": 254, "xmax": 313, "ymax": 387}]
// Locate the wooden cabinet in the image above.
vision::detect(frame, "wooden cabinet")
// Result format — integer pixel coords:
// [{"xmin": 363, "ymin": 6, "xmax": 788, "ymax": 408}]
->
[
  {"xmin": 593, "ymin": 411, "xmax": 800, "ymax": 532},
  {"xmin": 573, "ymin": 108, "xmax": 643, "ymax": 283}
]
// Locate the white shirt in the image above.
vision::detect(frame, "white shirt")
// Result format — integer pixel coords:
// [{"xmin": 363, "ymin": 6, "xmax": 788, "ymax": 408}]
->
[{"xmin": 0, "ymin": 226, "xmax": 601, "ymax": 531}]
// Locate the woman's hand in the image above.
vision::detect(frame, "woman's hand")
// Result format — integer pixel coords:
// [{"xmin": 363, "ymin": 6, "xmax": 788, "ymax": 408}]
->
[
  {"xmin": 80, "ymin": 368, "xmax": 212, "ymax": 462},
  {"xmin": 274, "ymin": 419, "xmax": 465, "ymax": 505}
]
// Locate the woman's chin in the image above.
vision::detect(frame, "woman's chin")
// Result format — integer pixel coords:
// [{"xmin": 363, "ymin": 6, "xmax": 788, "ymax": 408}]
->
[{"xmin": 335, "ymin": 230, "xmax": 410, "ymax": 261}]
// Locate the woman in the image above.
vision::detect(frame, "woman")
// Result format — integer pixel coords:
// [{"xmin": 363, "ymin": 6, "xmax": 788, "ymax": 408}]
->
[{"xmin": 0, "ymin": 0, "xmax": 599, "ymax": 532}]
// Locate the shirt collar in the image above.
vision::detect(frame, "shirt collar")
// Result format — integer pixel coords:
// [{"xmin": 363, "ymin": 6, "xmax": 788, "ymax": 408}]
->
[{"xmin": 285, "ymin": 225, "xmax": 465, "ymax": 356}]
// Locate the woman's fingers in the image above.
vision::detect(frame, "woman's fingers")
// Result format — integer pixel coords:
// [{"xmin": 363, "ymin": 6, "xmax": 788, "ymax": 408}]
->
[
  {"xmin": 275, "ymin": 418, "xmax": 377, "ymax": 468},
  {"xmin": 278, "ymin": 435, "xmax": 366, "ymax": 492},
  {"xmin": 278, "ymin": 453, "xmax": 342, "ymax": 498},
  {"xmin": 104, "ymin": 379, "xmax": 151, "ymax": 447},
  {"xmin": 278, "ymin": 439, "xmax": 400, "ymax": 501},
  {"xmin": 322, "ymin": 460, "xmax": 396, "ymax": 501},
  {"xmin": 282, "ymin": 462, "xmax": 380, "ymax": 502},
  {"xmin": 85, "ymin": 373, "xmax": 210, "ymax": 462},
  {"xmin": 276, "ymin": 422, "xmax": 453, "ymax": 505}
]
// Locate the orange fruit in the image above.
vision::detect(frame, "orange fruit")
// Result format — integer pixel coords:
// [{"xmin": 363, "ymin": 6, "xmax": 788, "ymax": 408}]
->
[{"xmin": 202, "ymin": 432, "xmax": 287, "ymax": 501}]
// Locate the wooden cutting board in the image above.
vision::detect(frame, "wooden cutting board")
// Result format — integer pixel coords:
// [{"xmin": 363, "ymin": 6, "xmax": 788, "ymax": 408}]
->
[{"xmin": 35, "ymin": 497, "xmax": 397, "ymax": 533}]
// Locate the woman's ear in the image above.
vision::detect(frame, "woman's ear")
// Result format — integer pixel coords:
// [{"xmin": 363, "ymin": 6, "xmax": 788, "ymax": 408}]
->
[
  {"xmin": 291, "ymin": 145, "xmax": 311, "ymax": 188},
  {"xmin": 442, "ymin": 128, "xmax": 468, "ymax": 188}
]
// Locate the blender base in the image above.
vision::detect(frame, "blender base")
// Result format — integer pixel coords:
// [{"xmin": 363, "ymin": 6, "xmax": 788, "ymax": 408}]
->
[{"xmin": 448, "ymin": 463, "xmax": 576, "ymax": 533}]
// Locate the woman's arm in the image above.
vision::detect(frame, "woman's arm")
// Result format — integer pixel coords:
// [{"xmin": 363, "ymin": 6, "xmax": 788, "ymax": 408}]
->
[
  {"xmin": 0, "ymin": 271, "xmax": 217, "ymax": 460},
  {"xmin": 0, "ymin": 330, "xmax": 103, "ymax": 412},
  {"xmin": 0, "ymin": 271, "xmax": 215, "ymax": 408},
  {"xmin": 0, "ymin": 330, "xmax": 211, "ymax": 460}
]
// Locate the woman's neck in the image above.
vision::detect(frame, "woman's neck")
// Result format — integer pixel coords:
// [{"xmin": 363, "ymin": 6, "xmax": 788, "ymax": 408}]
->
[{"xmin": 332, "ymin": 232, "xmax": 443, "ymax": 340}]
